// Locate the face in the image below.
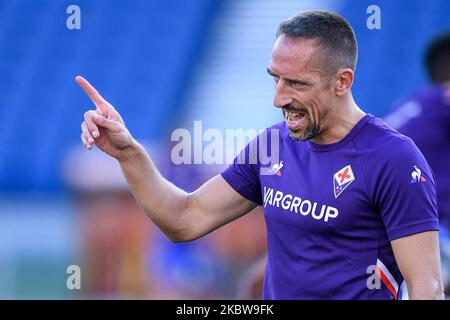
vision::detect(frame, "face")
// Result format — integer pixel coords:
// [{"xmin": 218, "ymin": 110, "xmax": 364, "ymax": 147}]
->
[{"xmin": 268, "ymin": 36, "xmax": 336, "ymax": 141}]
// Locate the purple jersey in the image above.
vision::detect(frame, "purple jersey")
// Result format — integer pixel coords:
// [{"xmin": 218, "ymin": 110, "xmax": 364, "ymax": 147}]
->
[
  {"xmin": 385, "ymin": 85, "xmax": 450, "ymax": 230},
  {"xmin": 221, "ymin": 114, "xmax": 439, "ymax": 299}
]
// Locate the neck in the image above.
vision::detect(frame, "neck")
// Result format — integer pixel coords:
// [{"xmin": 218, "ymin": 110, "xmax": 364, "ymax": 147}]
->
[{"xmin": 311, "ymin": 94, "xmax": 366, "ymax": 145}]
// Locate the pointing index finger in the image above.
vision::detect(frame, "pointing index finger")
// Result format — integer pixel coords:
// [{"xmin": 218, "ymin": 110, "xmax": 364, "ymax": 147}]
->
[{"xmin": 75, "ymin": 76, "xmax": 106, "ymax": 106}]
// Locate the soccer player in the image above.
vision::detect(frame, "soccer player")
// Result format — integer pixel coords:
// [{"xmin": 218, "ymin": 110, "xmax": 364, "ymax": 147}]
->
[
  {"xmin": 384, "ymin": 33, "xmax": 450, "ymax": 294},
  {"xmin": 78, "ymin": 10, "xmax": 444, "ymax": 299}
]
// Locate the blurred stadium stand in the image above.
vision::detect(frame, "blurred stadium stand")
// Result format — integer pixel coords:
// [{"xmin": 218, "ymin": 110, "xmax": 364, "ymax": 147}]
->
[
  {"xmin": 340, "ymin": 0, "xmax": 450, "ymax": 117},
  {"xmin": 0, "ymin": 0, "xmax": 217, "ymax": 190}
]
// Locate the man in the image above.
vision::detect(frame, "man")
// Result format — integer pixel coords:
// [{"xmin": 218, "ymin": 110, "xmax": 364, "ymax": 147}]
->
[
  {"xmin": 384, "ymin": 33, "xmax": 450, "ymax": 293},
  {"xmin": 78, "ymin": 10, "xmax": 444, "ymax": 299}
]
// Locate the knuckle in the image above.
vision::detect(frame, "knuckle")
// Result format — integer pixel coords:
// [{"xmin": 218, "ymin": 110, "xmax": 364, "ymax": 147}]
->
[
  {"xmin": 114, "ymin": 122, "xmax": 122, "ymax": 131},
  {"xmin": 84, "ymin": 110, "xmax": 95, "ymax": 120}
]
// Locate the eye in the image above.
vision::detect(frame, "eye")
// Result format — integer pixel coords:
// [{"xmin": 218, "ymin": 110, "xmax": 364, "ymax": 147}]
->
[
  {"xmin": 273, "ymin": 76, "xmax": 280, "ymax": 83},
  {"xmin": 291, "ymin": 81, "xmax": 306, "ymax": 89}
]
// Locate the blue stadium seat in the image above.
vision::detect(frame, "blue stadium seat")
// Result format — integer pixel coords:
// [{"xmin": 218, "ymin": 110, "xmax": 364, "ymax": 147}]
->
[{"xmin": 0, "ymin": 0, "xmax": 217, "ymax": 190}]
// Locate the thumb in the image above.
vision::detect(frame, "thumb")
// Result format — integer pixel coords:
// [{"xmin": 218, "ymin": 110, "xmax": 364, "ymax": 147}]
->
[{"xmin": 92, "ymin": 113, "xmax": 121, "ymax": 132}]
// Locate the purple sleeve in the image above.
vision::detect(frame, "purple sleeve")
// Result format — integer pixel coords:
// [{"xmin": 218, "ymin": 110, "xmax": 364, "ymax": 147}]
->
[
  {"xmin": 371, "ymin": 138, "xmax": 439, "ymax": 241},
  {"xmin": 221, "ymin": 142, "xmax": 262, "ymax": 206}
]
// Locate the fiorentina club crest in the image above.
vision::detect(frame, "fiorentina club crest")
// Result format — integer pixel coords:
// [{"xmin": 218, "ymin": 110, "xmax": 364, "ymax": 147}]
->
[{"xmin": 333, "ymin": 164, "xmax": 356, "ymax": 199}]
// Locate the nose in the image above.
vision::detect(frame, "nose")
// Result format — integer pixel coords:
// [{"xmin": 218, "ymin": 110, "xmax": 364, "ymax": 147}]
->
[{"xmin": 273, "ymin": 79, "xmax": 293, "ymax": 109}]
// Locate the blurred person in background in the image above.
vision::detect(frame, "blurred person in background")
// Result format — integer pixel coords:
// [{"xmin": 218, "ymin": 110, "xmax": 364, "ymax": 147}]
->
[
  {"xmin": 77, "ymin": 10, "xmax": 444, "ymax": 299},
  {"xmin": 384, "ymin": 33, "xmax": 450, "ymax": 295}
]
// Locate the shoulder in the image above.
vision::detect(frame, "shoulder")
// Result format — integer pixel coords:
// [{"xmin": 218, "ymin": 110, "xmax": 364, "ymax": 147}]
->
[
  {"xmin": 355, "ymin": 116, "xmax": 423, "ymax": 160},
  {"xmin": 388, "ymin": 86, "xmax": 443, "ymax": 114},
  {"xmin": 384, "ymin": 85, "xmax": 449, "ymax": 130},
  {"xmin": 355, "ymin": 116, "xmax": 434, "ymax": 186},
  {"xmin": 403, "ymin": 86, "xmax": 445, "ymax": 107}
]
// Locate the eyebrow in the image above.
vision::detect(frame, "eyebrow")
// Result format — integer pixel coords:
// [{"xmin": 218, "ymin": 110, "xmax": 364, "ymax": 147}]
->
[{"xmin": 266, "ymin": 68, "xmax": 310, "ymax": 85}]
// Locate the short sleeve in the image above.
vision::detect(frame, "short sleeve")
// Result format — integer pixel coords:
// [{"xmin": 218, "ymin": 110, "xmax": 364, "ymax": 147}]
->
[
  {"xmin": 372, "ymin": 138, "xmax": 439, "ymax": 241},
  {"xmin": 221, "ymin": 139, "xmax": 262, "ymax": 206}
]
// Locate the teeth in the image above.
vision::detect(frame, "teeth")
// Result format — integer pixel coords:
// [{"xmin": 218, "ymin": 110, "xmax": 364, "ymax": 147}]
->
[{"xmin": 286, "ymin": 111, "xmax": 302, "ymax": 117}]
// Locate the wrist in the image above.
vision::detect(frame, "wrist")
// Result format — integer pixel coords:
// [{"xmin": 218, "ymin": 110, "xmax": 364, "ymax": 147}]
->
[{"xmin": 116, "ymin": 138, "xmax": 143, "ymax": 163}]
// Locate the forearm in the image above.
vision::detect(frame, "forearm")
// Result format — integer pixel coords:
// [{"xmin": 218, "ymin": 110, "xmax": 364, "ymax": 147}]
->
[
  {"xmin": 117, "ymin": 140, "xmax": 193, "ymax": 242},
  {"xmin": 408, "ymin": 279, "xmax": 445, "ymax": 300}
]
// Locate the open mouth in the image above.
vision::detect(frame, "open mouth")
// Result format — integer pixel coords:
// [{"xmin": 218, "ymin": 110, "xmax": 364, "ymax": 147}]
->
[{"xmin": 284, "ymin": 110, "xmax": 306, "ymax": 130}]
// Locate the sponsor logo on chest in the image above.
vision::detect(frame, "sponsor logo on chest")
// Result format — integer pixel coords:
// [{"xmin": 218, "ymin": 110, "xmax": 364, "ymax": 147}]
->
[{"xmin": 263, "ymin": 187, "xmax": 339, "ymax": 223}]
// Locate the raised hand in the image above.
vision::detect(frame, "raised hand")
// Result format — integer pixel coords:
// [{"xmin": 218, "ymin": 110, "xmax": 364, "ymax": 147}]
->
[{"xmin": 76, "ymin": 76, "xmax": 133, "ymax": 159}]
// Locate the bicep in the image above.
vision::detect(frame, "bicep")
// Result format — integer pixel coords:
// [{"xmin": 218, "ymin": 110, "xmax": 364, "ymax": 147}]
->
[
  {"xmin": 391, "ymin": 231, "xmax": 444, "ymax": 299},
  {"xmin": 187, "ymin": 174, "xmax": 258, "ymax": 240}
]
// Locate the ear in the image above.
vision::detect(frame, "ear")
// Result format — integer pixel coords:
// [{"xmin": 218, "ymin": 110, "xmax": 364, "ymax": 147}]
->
[{"xmin": 335, "ymin": 68, "xmax": 354, "ymax": 96}]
